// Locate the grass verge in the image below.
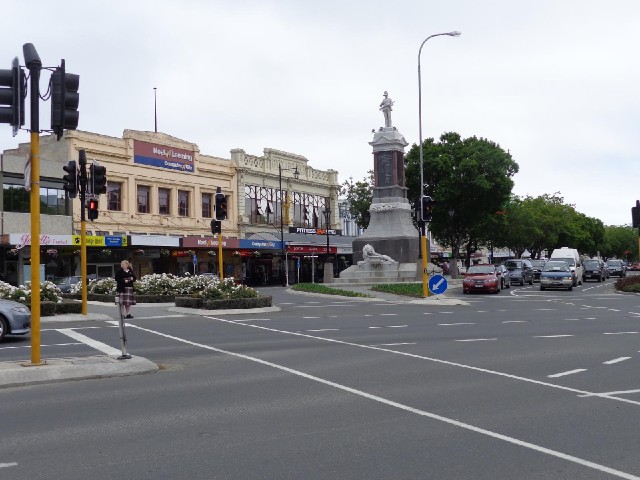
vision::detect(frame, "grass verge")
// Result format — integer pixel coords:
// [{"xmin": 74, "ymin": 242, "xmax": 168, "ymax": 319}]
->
[
  {"xmin": 291, "ymin": 283, "xmax": 372, "ymax": 297},
  {"xmin": 370, "ymin": 283, "xmax": 424, "ymax": 298}
]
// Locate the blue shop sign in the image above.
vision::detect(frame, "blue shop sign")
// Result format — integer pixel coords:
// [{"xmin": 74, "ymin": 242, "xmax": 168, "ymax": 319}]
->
[
  {"xmin": 104, "ymin": 236, "xmax": 125, "ymax": 247},
  {"xmin": 239, "ymin": 239, "xmax": 282, "ymax": 250}
]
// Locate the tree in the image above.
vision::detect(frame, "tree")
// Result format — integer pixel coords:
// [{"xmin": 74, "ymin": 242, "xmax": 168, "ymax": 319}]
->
[
  {"xmin": 405, "ymin": 132, "xmax": 518, "ymax": 273},
  {"xmin": 340, "ymin": 171, "xmax": 374, "ymax": 230},
  {"xmin": 602, "ymin": 226, "xmax": 638, "ymax": 260}
]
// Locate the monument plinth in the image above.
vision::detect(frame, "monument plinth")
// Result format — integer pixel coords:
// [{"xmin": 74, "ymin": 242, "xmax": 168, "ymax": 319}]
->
[{"xmin": 339, "ymin": 92, "xmax": 420, "ymax": 283}]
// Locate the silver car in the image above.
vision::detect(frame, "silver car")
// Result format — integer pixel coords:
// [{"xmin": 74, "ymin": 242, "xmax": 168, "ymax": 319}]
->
[{"xmin": 0, "ymin": 299, "xmax": 31, "ymax": 341}]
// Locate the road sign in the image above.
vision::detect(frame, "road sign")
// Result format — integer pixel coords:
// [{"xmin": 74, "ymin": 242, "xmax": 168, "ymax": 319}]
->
[
  {"xmin": 428, "ymin": 274, "xmax": 448, "ymax": 295},
  {"xmin": 193, "ymin": 254, "xmax": 198, "ymax": 265},
  {"xmin": 297, "ymin": 257, "xmax": 301, "ymax": 269}
]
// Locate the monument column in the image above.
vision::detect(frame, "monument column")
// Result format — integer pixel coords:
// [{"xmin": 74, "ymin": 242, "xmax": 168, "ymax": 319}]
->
[{"xmin": 351, "ymin": 92, "xmax": 418, "ymax": 266}]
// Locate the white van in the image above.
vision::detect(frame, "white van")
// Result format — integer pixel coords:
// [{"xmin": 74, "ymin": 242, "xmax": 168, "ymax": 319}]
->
[{"xmin": 550, "ymin": 247, "xmax": 583, "ymax": 286}]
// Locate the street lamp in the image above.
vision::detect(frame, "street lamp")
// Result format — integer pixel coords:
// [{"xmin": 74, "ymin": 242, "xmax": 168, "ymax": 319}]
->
[
  {"xmin": 279, "ymin": 164, "xmax": 299, "ymax": 286},
  {"xmin": 418, "ymin": 30, "xmax": 461, "ymax": 297},
  {"xmin": 323, "ymin": 207, "xmax": 332, "ymax": 283}
]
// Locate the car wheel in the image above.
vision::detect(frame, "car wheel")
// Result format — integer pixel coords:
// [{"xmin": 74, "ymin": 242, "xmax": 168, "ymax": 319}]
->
[
  {"xmin": 568, "ymin": 285, "xmax": 573, "ymax": 291},
  {"xmin": 540, "ymin": 286, "xmax": 545, "ymax": 291},
  {"xmin": 0, "ymin": 316, "xmax": 7, "ymax": 341},
  {"xmin": 598, "ymin": 275, "xmax": 602, "ymax": 282}
]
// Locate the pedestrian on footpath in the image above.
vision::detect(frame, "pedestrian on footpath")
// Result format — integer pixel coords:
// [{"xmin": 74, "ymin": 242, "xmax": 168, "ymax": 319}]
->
[{"xmin": 115, "ymin": 260, "xmax": 136, "ymax": 319}]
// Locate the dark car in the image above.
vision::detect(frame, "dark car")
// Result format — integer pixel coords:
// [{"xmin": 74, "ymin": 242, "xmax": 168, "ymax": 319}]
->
[
  {"xmin": 494, "ymin": 264, "xmax": 511, "ymax": 289},
  {"xmin": 583, "ymin": 259, "xmax": 607, "ymax": 282},
  {"xmin": 529, "ymin": 259, "xmax": 547, "ymax": 282},
  {"xmin": 540, "ymin": 261, "xmax": 574, "ymax": 291},
  {"xmin": 503, "ymin": 259, "xmax": 534, "ymax": 286},
  {"xmin": 462, "ymin": 264, "xmax": 502, "ymax": 294},
  {"xmin": 606, "ymin": 259, "xmax": 627, "ymax": 277},
  {"xmin": 0, "ymin": 299, "xmax": 31, "ymax": 342},
  {"xmin": 54, "ymin": 276, "xmax": 82, "ymax": 293}
]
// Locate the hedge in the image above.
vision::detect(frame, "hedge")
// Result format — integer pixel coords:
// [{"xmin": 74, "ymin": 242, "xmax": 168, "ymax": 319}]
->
[
  {"xmin": 39, "ymin": 300, "xmax": 83, "ymax": 316},
  {"xmin": 202, "ymin": 296, "xmax": 272, "ymax": 310}
]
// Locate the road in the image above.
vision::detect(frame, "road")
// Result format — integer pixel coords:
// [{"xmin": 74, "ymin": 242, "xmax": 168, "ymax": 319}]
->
[{"xmin": 2, "ymin": 278, "xmax": 640, "ymax": 479}]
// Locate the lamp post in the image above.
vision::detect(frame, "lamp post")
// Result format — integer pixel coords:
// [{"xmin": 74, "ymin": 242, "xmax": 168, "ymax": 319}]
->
[
  {"xmin": 418, "ymin": 30, "xmax": 461, "ymax": 297},
  {"xmin": 279, "ymin": 164, "xmax": 299, "ymax": 286}
]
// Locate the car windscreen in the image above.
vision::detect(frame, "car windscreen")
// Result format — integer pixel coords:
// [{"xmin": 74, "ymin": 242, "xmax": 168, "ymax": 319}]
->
[
  {"xmin": 530, "ymin": 260, "xmax": 546, "ymax": 267},
  {"xmin": 504, "ymin": 261, "xmax": 521, "ymax": 269},
  {"xmin": 552, "ymin": 257, "xmax": 575, "ymax": 266},
  {"xmin": 584, "ymin": 260, "xmax": 600, "ymax": 267},
  {"xmin": 543, "ymin": 262, "xmax": 570, "ymax": 272},
  {"xmin": 467, "ymin": 266, "xmax": 495, "ymax": 274},
  {"xmin": 608, "ymin": 261, "xmax": 622, "ymax": 266}
]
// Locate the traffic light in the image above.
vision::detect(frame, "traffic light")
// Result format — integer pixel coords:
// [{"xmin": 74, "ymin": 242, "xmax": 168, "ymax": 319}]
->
[
  {"xmin": 421, "ymin": 195, "xmax": 434, "ymax": 222},
  {"xmin": 62, "ymin": 160, "xmax": 78, "ymax": 198},
  {"xmin": 215, "ymin": 192, "xmax": 227, "ymax": 221},
  {"xmin": 633, "ymin": 200, "xmax": 640, "ymax": 228},
  {"xmin": 0, "ymin": 57, "xmax": 25, "ymax": 136},
  {"xmin": 210, "ymin": 219, "xmax": 221, "ymax": 234},
  {"xmin": 90, "ymin": 163, "xmax": 107, "ymax": 194},
  {"xmin": 87, "ymin": 198, "xmax": 99, "ymax": 221},
  {"xmin": 50, "ymin": 59, "xmax": 79, "ymax": 140}
]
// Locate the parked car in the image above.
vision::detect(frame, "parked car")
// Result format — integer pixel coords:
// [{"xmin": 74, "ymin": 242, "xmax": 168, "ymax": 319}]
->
[
  {"xmin": 462, "ymin": 264, "xmax": 502, "ymax": 294},
  {"xmin": 628, "ymin": 262, "xmax": 640, "ymax": 272},
  {"xmin": 529, "ymin": 259, "xmax": 547, "ymax": 282},
  {"xmin": 606, "ymin": 259, "xmax": 627, "ymax": 277},
  {"xmin": 54, "ymin": 276, "xmax": 82, "ymax": 293},
  {"xmin": 0, "ymin": 299, "xmax": 31, "ymax": 342},
  {"xmin": 503, "ymin": 259, "xmax": 534, "ymax": 286},
  {"xmin": 494, "ymin": 264, "xmax": 511, "ymax": 289},
  {"xmin": 540, "ymin": 261, "xmax": 574, "ymax": 291},
  {"xmin": 583, "ymin": 259, "xmax": 607, "ymax": 282}
]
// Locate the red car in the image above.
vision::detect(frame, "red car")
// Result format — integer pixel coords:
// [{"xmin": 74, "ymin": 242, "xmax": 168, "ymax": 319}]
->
[{"xmin": 463, "ymin": 264, "xmax": 502, "ymax": 294}]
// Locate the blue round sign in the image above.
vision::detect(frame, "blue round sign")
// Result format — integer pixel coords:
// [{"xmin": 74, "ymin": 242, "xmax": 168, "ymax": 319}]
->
[{"xmin": 428, "ymin": 274, "xmax": 448, "ymax": 294}]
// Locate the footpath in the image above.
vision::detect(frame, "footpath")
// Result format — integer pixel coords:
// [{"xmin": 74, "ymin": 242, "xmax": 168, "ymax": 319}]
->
[{"xmin": 0, "ymin": 279, "xmax": 466, "ymax": 389}]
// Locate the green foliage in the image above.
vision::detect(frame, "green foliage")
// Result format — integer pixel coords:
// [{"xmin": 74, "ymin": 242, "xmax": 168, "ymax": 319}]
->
[
  {"xmin": 370, "ymin": 283, "xmax": 424, "ymax": 297},
  {"xmin": 340, "ymin": 171, "xmax": 374, "ymax": 230},
  {"xmin": 0, "ymin": 280, "xmax": 62, "ymax": 307},
  {"xmin": 405, "ymin": 132, "xmax": 518, "ymax": 267},
  {"xmin": 291, "ymin": 283, "xmax": 372, "ymax": 297},
  {"xmin": 602, "ymin": 226, "xmax": 638, "ymax": 260}
]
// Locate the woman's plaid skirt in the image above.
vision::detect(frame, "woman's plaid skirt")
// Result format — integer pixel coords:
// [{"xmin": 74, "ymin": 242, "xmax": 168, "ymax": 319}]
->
[{"xmin": 118, "ymin": 287, "xmax": 136, "ymax": 306}]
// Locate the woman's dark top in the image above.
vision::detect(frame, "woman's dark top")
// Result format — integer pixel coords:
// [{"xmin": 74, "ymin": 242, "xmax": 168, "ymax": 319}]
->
[{"xmin": 115, "ymin": 268, "xmax": 136, "ymax": 293}]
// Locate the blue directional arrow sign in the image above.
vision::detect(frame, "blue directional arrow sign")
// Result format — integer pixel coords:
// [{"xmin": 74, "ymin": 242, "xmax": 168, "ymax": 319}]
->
[{"xmin": 428, "ymin": 274, "xmax": 448, "ymax": 295}]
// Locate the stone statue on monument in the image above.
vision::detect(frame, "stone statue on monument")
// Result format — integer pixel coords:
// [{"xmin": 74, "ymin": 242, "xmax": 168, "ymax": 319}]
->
[
  {"xmin": 357, "ymin": 244, "xmax": 397, "ymax": 265},
  {"xmin": 379, "ymin": 91, "xmax": 394, "ymax": 128}
]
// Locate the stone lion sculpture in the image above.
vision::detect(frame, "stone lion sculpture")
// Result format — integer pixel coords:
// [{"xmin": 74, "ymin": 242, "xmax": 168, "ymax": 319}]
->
[{"xmin": 357, "ymin": 244, "xmax": 396, "ymax": 265}]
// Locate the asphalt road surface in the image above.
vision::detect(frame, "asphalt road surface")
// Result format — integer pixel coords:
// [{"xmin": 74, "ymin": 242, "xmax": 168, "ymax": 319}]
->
[{"xmin": 3, "ymin": 278, "xmax": 640, "ymax": 479}]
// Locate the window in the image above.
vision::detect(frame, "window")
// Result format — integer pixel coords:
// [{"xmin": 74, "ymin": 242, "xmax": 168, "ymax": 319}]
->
[
  {"xmin": 159, "ymin": 188, "xmax": 171, "ymax": 215},
  {"xmin": 107, "ymin": 182, "xmax": 122, "ymax": 211},
  {"xmin": 244, "ymin": 185, "xmax": 281, "ymax": 225},
  {"xmin": 202, "ymin": 192, "xmax": 212, "ymax": 218},
  {"xmin": 3, "ymin": 183, "xmax": 30, "ymax": 213},
  {"xmin": 40, "ymin": 187, "xmax": 66, "ymax": 215},
  {"xmin": 178, "ymin": 190, "xmax": 189, "ymax": 217},
  {"xmin": 137, "ymin": 185, "xmax": 150, "ymax": 213}
]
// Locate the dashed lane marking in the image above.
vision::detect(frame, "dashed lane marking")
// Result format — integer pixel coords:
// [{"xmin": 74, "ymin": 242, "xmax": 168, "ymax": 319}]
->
[
  {"xmin": 370, "ymin": 342, "xmax": 417, "ymax": 347},
  {"xmin": 0, "ymin": 463, "xmax": 18, "ymax": 469},
  {"xmin": 502, "ymin": 320, "xmax": 527, "ymax": 323},
  {"xmin": 454, "ymin": 338, "xmax": 498, "ymax": 342},
  {"xmin": 548, "ymin": 369, "xmax": 587, "ymax": 378},
  {"xmin": 535, "ymin": 335, "xmax": 574, "ymax": 338},
  {"xmin": 438, "ymin": 322, "xmax": 475, "ymax": 326},
  {"xmin": 306, "ymin": 329, "xmax": 339, "ymax": 332},
  {"xmin": 603, "ymin": 357, "xmax": 632, "ymax": 365},
  {"xmin": 603, "ymin": 332, "xmax": 639, "ymax": 335}
]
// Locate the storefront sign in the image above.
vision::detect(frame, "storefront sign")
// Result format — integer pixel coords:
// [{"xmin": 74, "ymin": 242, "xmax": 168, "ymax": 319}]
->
[
  {"xmin": 239, "ymin": 239, "xmax": 280, "ymax": 250},
  {"xmin": 287, "ymin": 245, "xmax": 337, "ymax": 254},
  {"xmin": 181, "ymin": 237, "xmax": 240, "ymax": 249},
  {"xmin": 289, "ymin": 227, "xmax": 342, "ymax": 236},
  {"xmin": 9, "ymin": 234, "xmax": 71, "ymax": 247},
  {"xmin": 133, "ymin": 140, "xmax": 195, "ymax": 173},
  {"xmin": 130, "ymin": 235, "xmax": 180, "ymax": 247},
  {"xmin": 105, "ymin": 236, "xmax": 128, "ymax": 247}
]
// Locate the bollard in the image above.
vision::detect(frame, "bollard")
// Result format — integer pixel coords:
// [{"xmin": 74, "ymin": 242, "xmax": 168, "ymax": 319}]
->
[{"xmin": 114, "ymin": 296, "xmax": 132, "ymax": 360}]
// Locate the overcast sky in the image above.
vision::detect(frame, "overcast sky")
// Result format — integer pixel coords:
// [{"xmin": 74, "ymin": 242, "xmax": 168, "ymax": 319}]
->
[{"xmin": 2, "ymin": 0, "xmax": 638, "ymax": 226}]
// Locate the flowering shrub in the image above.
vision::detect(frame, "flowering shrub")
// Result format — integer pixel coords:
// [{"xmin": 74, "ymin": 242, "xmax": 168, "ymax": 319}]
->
[
  {"xmin": 88, "ymin": 278, "xmax": 117, "ymax": 295},
  {"xmin": 199, "ymin": 277, "xmax": 258, "ymax": 300},
  {"xmin": 0, "ymin": 280, "xmax": 62, "ymax": 306}
]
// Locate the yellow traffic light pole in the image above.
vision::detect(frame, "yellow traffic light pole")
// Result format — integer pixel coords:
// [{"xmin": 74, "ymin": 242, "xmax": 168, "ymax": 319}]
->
[{"xmin": 23, "ymin": 44, "xmax": 43, "ymax": 365}]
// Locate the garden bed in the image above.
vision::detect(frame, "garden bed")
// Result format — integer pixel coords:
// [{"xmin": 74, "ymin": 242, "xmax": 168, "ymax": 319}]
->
[{"xmin": 176, "ymin": 295, "xmax": 272, "ymax": 310}]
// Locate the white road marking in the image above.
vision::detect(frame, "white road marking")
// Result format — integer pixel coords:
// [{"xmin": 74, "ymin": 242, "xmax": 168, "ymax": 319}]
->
[
  {"xmin": 502, "ymin": 320, "xmax": 527, "ymax": 323},
  {"xmin": 306, "ymin": 329, "xmax": 339, "ymax": 332},
  {"xmin": 127, "ymin": 323, "xmax": 640, "ymax": 480},
  {"xmin": 0, "ymin": 463, "xmax": 18, "ymax": 468},
  {"xmin": 438, "ymin": 322, "xmax": 475, "ymax": 326},
  {"xmin": 423, "ymin": 313, "xmax": 433, "ymax": 315},
  {"xmin": 57, "ymin": 329, "xmax": 121, "ymax": 356},
  {"xmin": 368, "ymin": 326, "xmax": 382, "ymax": 329},
  {"xmin": 454, "ymin": 338, "xmax": 497, "ymax": 342},
  {"xmin": 585, "ymin": 317, "xmax": 596, "ymax": 320},
  {"xmin": 386, "ymin": 325, "xmax": 408, "ymax": 328},
  {"xmin": 133, "ymin": 314, "xmax": 186, "ymax": 320},
  {"xmin": 536, "ymin": 308, "xmax": 556, "ymax": 311},
  {"xmin": 370, "ymin": 342, "xmax": 417, "ymax": 347},
  {"xmin": 233, "ymin": 318, "xmax": 273, "ymax": 322},
  {"xmin": 379, "ymin": 313, "xmax": 398, "ymax": 316},
  {"xmin": 609, "ymin": 309, "xmax": 621, "ymax": 312},
  {"xmin": 439, "ymin": 311, "xmax": 454, "ymax": 314},
  {"xmin": 364, "ymin": 314, "xmax": 373, "ymax": 317},
  {"xmin": 563, "ymin": 318, "xmax": 581, "ymax": 321},
  {"xmin": 303, "ymin": 316, "xmax": 321, "ymax": 319},
  {"xmin": 580, "ymin": 389, "xmax": 640, "ymax": 398},
  {"xmin": 548, "ymin": 369, "xmax": 587, "ymax": 378},
  {"xmin": 534, "ymin": 335, "xmax": 574, "ymax": 338},
  {"xmin": 603, "ymin": 332, "xmax": 639, "ymax": 335},
  {"xmin": 603, "ymin": 357, "xmax": 632, "ymax": 365}
]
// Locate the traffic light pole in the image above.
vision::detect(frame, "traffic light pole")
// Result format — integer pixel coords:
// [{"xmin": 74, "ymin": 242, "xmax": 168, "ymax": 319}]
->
[
  {"xmin": 420, "ymin": 221, "xmax": 429, "ymax": 298},
  {"xmin": 218, "ymin": 232, "xmax": 223, "ymax": 280},
  {"xmin": 22, "ymin": 44, "xmax": 44, "ymax": 365},
  {"xmin": 78, "ymin": 150, "xmax": 88, "ymax": 315}
]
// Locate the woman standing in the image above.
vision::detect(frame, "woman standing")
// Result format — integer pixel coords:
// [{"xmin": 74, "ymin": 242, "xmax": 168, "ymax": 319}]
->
[{"xmin": 115, "ymin": 260, "xmax": 136, "ymax": 319}]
